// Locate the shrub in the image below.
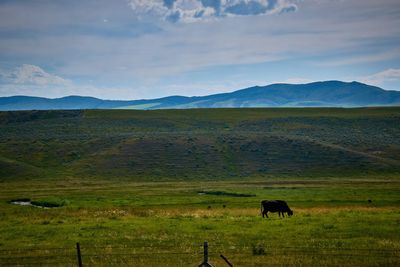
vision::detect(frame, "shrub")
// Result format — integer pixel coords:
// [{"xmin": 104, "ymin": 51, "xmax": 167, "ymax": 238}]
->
[{"xmin": 252, "ymin": 244, "xmax": 266, "ymax": 255}]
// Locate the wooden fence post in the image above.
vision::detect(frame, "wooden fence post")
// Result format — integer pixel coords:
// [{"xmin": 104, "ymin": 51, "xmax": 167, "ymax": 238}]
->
[
  {"xmin": 198, "ymin": 241, "xmax": 213, "ymax": 267},
  {"xmin": 76, "ymin": 242, "xmax": 83, "ymax": 267}
]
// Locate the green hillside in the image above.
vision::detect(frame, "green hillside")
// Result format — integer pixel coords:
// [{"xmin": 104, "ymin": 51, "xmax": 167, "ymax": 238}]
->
[
  {"xmin": 0, "ymin": 156, "xmax": 43, "ymax": 179},
  {"xmin": 1, "ymin": 108, "xmax": 400, "ymax": 180}
]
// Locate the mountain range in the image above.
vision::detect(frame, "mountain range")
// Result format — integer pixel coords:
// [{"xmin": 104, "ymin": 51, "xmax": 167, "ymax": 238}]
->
[{"xmin": 1, "ymin": 81, "xmax": 399, "ymax": 111}]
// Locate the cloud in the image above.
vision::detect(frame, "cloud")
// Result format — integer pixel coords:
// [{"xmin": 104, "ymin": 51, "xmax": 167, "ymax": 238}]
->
[
  {"xmin": 314, "ymin": 49, "xmax": 400, "ymax": 67},
  {"xmin": 0, "ymin": 64, "xmax": 140, "ymax": 99},
  {"xmin": 360, "ymin": 69, "xmax": 400, "ymax": 87},
  {"xmin": 127, "ymin": 0, "xmax": 298, "ymax": 22},
  {"xmin": 1, "ymin": 0, "xmax": 400, "ymax": 99},
  {"xmin": 0, "ymin": 64, "xmax": 70, "ymax": 86}
]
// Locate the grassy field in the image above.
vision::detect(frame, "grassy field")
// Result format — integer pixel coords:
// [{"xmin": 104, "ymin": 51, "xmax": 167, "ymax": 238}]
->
[
  {"xmin": 0, "ymin": 177, "xmax": 399, "ymax": 266},
  {"xmin": 0, "ymin": 108, "xmax": 399, "ymax": 266}
]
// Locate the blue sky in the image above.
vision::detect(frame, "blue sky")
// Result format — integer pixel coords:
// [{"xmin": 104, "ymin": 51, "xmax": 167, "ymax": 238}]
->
[{"xmin": 0, "ymin": 0, "xmax": 399, "ymax": 99}]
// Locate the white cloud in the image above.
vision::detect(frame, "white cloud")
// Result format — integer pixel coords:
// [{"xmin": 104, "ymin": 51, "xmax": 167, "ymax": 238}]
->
[
  {"xmin": 0, "ymin": 64, "xmax": 70, "ymax": 86},
  {"xmin": 0, "ymin": 82, "xmax": 142, "ymax": 100},
  {"xmin": 1, "ymin": 0, "xmax": 400, "ymax": 99},
  {"xmin": 0, "ymin": 65, "xmax": 140, "ymax": 99},
  {"xmin": 127, "ymin": 0, "xmax": 298, "ymax": 22},
  {"xmin": 360, "ymin": 69, "xmax": 400, "ymax": 87}
]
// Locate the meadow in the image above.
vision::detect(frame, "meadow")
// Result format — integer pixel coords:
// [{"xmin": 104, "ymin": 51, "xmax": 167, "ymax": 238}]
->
[{"xmin": 0, "ymin": 108, "xmax": 399, "ymax": 266}]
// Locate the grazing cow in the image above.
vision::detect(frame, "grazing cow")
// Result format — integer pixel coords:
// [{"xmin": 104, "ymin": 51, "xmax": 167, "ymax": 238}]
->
[{"xmin": 261, "ymin": 200, "xmax": 293, "ymax": 218}]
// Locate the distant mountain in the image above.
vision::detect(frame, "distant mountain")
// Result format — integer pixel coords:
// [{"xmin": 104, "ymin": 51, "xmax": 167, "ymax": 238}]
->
[{"xmin": 1, "ymin": 81, "xmax": 399, "ymax": 111}]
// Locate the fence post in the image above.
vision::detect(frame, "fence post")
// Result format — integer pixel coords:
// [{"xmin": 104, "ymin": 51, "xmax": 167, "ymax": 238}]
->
[
  {"xmin": 76, "ymin": 242, "xmax": 83, "ymax": 267},
  {"xmin": 198, "ymin": 241, "xmax": 213, "ymax": 267},
  {"xmin": 204, "ymin": 241, "xmax": 208, "ymax": 264}
]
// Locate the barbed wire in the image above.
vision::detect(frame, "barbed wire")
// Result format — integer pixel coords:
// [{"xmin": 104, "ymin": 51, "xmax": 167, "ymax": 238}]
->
[
  {"xmin": 0, "ymin": 243, "xmax": 398, "ymax": 267},
  {"xmin": 0, "ymin": 246, "xmax": 399, "ymax": 253}
]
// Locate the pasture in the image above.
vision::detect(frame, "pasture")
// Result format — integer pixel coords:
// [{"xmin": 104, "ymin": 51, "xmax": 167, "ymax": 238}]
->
[
  {"xmin": 0, "ymin": 108, "xmax": 399, "ymax": 266},
  {"xmin": 0, "ymin": 177, "xmax": 399, "ymax": 266}
]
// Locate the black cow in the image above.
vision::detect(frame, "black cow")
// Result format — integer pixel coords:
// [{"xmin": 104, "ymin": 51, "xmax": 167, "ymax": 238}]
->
[{"xmin": 261, "ymin": 200, "xmax": 293, "ymax": 218}]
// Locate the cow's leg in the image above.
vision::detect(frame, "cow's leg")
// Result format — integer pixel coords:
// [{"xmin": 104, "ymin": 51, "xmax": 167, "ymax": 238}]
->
[
  {"xmin": 282, "ymin": 212, "xmax": 285, "ymax": 218},
  {"xmin": 278, "ymin": 212, "xmax": 281, "ymax": 217},
  {"xmin": 265, "ymin": 211, "xmax": 268, "ymax": 218}
]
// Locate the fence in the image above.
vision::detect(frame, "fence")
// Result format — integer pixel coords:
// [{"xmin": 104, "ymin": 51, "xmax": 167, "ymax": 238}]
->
[{"xmin": 0, "ymin": 241, "xmax": 399, "ymax": 266}]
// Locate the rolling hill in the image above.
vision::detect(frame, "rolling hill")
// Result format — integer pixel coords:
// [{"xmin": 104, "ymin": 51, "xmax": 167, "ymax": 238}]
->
[
  {"xmin": 1, "ymin": 81, "xmax": 399, "ymax": 110},
  {"xmin": 1, "ymin": 108, "xmax": 399, "ymax": 180}
]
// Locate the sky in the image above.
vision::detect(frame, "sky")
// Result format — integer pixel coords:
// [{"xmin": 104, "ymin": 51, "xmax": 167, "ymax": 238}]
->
[{"xmin": 0, "ymin": 0, "xmax": 399, "ymax": 100}]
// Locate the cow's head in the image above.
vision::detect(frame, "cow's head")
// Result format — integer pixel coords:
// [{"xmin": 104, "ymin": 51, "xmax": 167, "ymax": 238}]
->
[{"xmin": 288, "ymin": 209, "xmax": 293, "ymax": 216}]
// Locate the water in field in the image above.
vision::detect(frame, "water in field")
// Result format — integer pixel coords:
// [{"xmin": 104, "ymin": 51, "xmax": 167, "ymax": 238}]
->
[
  {"xmin": 11, "ymin": 201, "xmax": 32, "ymax": 206},
  {"xmin": 10, "ymin": 200, "xmax": 53, "ymax": 209}
]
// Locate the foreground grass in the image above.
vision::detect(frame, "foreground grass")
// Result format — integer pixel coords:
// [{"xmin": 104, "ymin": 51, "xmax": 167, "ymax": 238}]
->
[{"xmin": 0, "ymin": 177, "xmax": 399, "ymax": 266}]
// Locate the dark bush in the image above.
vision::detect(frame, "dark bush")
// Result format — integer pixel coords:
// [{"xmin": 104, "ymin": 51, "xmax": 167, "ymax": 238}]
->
[{"xmin": 252, "ymin": 244, "xmax": 266, "ymax": 256}]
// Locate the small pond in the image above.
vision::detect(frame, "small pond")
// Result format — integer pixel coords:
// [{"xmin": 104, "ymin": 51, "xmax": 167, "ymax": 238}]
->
[{"xmin": 9, "ymin": 199, "xmax": 61, "ymax": 208}]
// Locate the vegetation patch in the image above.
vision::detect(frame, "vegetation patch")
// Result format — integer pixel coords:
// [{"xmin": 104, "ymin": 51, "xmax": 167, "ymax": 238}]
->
[
  {"xmin": 252, "ymin": 244, "xmax": 267, "ymax": 255},
  {"xmin": 30, "ymin": 200, "xmax": 63, "ymax": 208},
  {"xmin": 9, "ymin": 198, "xmax": 31, "ymax": 203},
  {"xmin": 1, "ymin": 108, "xmax": 400, "ymax": 180},
  {"xmin": 197, "ymin": 190, "xmax": 256, "ymax": 197}
]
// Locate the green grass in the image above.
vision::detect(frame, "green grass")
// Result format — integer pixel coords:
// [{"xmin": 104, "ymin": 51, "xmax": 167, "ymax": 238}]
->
[
  {"xmin": 0, "ymin": 108, "xmax": 399, "ymax": 266},
  {"xmin": 0, "ymin": 177, "xmax": 399, "ymax": 266},
  {"xmin": 197, "ymin": 190, "xmax": 256, "ymax": 197}
]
